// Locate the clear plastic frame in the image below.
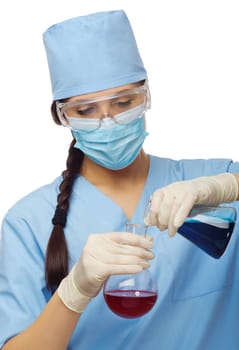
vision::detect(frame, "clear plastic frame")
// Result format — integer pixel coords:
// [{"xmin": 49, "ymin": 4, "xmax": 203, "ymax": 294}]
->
[{"xmin": 56, "ymin": 82, "xmax": 151, "ymax": 131}]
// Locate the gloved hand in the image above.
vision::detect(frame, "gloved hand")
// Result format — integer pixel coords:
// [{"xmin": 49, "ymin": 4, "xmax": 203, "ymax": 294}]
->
[
  {"xmin": 58, "ymin": 232, "xmax": 154, "ymax": 313},
  {"xmin": 144, "ymin": 173, "xmax": 238, "ymax": 237}
]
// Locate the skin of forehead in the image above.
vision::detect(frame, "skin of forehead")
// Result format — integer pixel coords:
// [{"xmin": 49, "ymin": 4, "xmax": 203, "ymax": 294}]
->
[{"xmin": 67, "ymin": 82, "xmax": 142, "ymax": 103}]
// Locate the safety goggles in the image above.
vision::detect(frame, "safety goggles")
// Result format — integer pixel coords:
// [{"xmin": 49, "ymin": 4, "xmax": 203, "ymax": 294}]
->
[{"xmin": 56, "ymin": 83, "xmax": 151, "ymax": 131}]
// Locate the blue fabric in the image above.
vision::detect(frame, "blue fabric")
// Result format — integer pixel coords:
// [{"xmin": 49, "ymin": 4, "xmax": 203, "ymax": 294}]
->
[
  {"xmin": 43, "ymin": 10, "xmax": 147, "ymax": 100},
  {"xmin": 73, "ymin": 112, "xmax": 148, "ymax": 170},
  {"xmin": 1, "ymin": 155, "xmax": 239, "ymax": 349}
]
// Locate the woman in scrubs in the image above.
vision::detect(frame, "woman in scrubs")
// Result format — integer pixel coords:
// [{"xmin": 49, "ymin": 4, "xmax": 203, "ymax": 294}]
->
[{"xmin": 1, "ymin": 10, "xmax": 239, "ymax": 350}]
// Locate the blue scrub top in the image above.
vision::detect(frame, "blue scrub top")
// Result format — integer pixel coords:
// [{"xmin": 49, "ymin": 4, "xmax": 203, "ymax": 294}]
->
[{"xmin": 1, "ymin": 155, "xmax": 239, "ymax": 349}]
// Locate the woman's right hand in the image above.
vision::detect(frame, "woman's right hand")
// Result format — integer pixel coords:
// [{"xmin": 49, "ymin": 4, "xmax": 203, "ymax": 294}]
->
[{"xmin": 57, "ymin": 232, "xmax": 154, "ymax": 313}]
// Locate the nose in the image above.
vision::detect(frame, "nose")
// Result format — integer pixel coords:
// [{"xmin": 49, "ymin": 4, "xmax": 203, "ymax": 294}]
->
[{"xmin": 97, "ymin": 101, "xmax": 113, "ymax": 119}]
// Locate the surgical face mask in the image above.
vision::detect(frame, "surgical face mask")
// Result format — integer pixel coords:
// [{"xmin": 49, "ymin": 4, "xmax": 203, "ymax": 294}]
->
[{"xmin": 71, "ymin": 104, "xmax": 149, "ymax": 170}]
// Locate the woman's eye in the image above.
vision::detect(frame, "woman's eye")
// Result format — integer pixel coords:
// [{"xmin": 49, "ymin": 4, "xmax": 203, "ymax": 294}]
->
[
  {"xmin": 74, "ymin": 106, "xmax": 96, "ymax": 116},
  {"xmin": 115, "ymin": 99, "xmax": 132, "ymax": 108}
]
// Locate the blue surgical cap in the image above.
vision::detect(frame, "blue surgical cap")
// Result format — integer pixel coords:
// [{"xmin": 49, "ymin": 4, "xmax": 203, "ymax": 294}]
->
[{"xmin": 43, "ymin": 10, "xmax": 147, "ymax": 100}]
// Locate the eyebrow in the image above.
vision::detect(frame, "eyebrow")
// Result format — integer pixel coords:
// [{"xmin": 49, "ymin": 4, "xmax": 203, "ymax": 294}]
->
[{"xmin": 67, "ymin": 88, "xmax": 137, "ymax": 104}]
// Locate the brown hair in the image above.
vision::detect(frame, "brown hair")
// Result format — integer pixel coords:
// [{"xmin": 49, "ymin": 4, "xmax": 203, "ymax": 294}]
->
[{"xmin": 45, "ymin": 101, "xmax": 84, "ymax": 290}]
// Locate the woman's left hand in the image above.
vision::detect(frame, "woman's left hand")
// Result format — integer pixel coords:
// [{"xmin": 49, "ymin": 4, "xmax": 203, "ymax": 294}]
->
[{"xmin": 144, "ymin": 173, "xmax": 238, "ymax": 236}]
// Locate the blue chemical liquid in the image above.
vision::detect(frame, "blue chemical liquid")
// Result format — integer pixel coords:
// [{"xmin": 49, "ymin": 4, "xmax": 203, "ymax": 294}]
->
[{"xmin": 178, "ymin": 220, "xmax": 235, "ymax": 258}]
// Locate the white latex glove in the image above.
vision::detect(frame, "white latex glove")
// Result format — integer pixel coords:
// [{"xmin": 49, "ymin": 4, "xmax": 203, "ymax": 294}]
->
[
  {"xmin": 144, "ymin": 173, "xmax": 238, "ymax": 237},
  {"xmin": 58, "ymin": 232, "xmax": 154, "ymax": 313}
]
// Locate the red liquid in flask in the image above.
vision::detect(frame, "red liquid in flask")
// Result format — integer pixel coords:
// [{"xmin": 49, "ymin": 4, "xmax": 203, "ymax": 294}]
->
[{"xmin": 104, "ymin": 289, "xmax": 158, "ymax": 318}]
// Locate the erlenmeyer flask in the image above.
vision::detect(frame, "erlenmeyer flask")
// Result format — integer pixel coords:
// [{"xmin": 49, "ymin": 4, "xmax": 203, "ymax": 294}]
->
[
  {"xmin": 145, "ymin": 200, "xmax": 237, "ymax": 259},
  {"xmin": 177, "ymin": 205, "xmax": 237, "ymax": 258},
  {"xmin": 103, "ymin": 223, "xmax": 157, "ymax": 319}
]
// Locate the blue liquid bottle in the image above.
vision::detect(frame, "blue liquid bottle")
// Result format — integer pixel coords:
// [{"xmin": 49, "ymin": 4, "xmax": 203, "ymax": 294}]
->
[{"xmin": 177, "ymin": 206, "xmax": 237, "ymax": 258}]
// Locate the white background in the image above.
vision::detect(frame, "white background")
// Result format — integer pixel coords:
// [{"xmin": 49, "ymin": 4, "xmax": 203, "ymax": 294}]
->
[{"xmin": 0, "ymin": 0, "xmax": 238, "ymax": 222}]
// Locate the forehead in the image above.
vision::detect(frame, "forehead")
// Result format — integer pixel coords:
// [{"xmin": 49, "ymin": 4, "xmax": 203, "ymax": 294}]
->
[{"xmin": 67, "ymin": 82, "xmax": 141, "ymax": 102}]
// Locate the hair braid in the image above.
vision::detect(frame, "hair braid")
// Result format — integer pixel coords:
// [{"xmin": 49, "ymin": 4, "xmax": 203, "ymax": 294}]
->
[{"xmin": 45, "ymin": 138, "xmax": 84, "ymax": 290}]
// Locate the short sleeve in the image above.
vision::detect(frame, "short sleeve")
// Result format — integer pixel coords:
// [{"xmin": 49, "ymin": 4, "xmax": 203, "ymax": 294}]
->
[
  {"xmin": 228, "ymin": 161, "xmax": 239, "ymax": 173},
  {"xmin": 0, "ymin": 212, "xmax": 51, "ymax": 347}
]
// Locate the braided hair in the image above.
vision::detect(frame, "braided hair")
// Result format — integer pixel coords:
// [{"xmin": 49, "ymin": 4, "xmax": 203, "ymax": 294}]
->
[{"xmin": 45, "ymin": 101, "xmax": 84, "ymax": 290}]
